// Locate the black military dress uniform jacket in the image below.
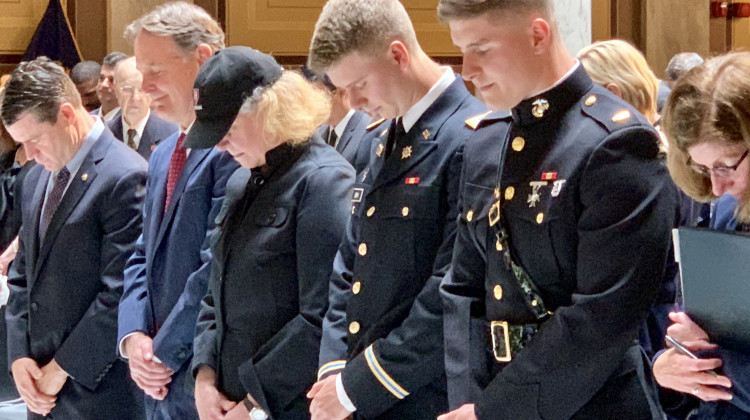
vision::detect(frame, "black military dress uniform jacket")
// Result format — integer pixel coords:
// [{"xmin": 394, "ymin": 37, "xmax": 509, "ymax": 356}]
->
[
  {"xmin": 442, "ymin": 66, "xmax": 680, "ymax": 419},
  {"xmin": 317, "ymin": 76, "xmax": 486, "ymax": 419},
  {"xmin": 192, "ymin": 138, "xmax": 354, "ymax": 419}
]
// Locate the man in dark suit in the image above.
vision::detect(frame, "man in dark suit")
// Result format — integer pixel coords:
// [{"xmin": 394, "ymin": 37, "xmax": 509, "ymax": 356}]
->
[
  {"xmin": 116, "ymin": 3, "xmax": 238, "ymax": 419},
  {"xmin": 107, "ymin": 57, "xmax": 177, "ymax": 161},
  {"xmin": 436, "ymin": 1, "xmax": 678, "ymax": 419},
  {"xmin": 307, "ymin": 1, "xmax": 486, "ymax": 419},
  {"xmin": 1, "ymin": 57, "xmax": 146, "ymax": 419}
]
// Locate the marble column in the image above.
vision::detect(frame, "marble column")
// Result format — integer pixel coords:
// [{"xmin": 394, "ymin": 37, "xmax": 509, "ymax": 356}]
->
[{"xmin": 554, "ymin": 0, "xmax": 592, "ymax": 56}]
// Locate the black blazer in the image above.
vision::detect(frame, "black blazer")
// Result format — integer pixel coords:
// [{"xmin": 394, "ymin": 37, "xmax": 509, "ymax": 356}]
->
[
  {"xmin": 6, "ymin": 128, "xmax": 147, "ymax": 418},
  {"xmin": 336, "ymin": 111, "xmax": 370, "ymax": 166},
  {"xmin": 106, "ymin": 111, "xmax": 178, "ymax": 161},
  {"xmin": 192, "ymin": 137, "xmax": 354, "ymax": 418}
]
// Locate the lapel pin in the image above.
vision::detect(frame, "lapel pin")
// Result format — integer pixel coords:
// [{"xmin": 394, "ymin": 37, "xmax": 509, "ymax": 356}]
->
[
  {"xmin": 532, "ymin": 99, "xmax": 549, "ymax": 118},
  {"xmin": 81, "ymin": 173, "xmax": 88, "ymax": 181},
  {"xmin": 401, "ymin": 146, "xmax": 413, "ymax": 160},
  {"xmin": 422, "ymin": 129, "xmax": 430, "ymax": 140},
  {"xmin": 376, "ymin": 143, "xmax": 385, "ymax": 158}
]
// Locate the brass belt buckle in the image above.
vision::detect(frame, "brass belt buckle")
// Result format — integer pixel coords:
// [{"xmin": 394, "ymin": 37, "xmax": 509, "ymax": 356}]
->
[
  {"xmin": 488, "ymin": 201, "xmax": 501, "ymax": 227},
  {"xmin": 490, "ymin": 320, "xmax": 511, "ymax": 362}
]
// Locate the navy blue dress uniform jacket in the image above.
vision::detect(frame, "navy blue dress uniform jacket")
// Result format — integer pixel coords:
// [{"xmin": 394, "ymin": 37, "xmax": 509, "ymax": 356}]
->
[
  {"xmin": 317, "ymin": 76, "xmax": 486, "ymax": 419},
  {"xmin": 442, "ymin": 66, "xmax": 680, "ymax": 419},
  {"xmin": 6, "ymin": 128, "xmax": 147, "ymax": 418},
  {"xmin": 191, "ymin": 138, "xmax": 354, "ymax": 418},
  {"xmin": 117, "ymin": 129, "xmax": 238, "ymax": 418},
  {"xmin": 106, "ymin": 112, "xmax": 178, "ymax": 162},
  {"xmin": 336, "ymin": 111, "xmax": 370, "ymax": 166}
]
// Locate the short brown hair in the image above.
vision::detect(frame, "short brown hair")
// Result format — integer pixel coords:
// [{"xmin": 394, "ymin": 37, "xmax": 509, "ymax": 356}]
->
[
  {"xmin": 578, "ymin": 40, "xmax": 659, "ymax": 123},
  {"xmin": 308, "ymin": 0, "xmax": 418, "ymax": 73},
  {"xmin": 241, "ymin": 71, "xmax": 330, "ymax": 146},
  {"xmin": 437, "ymin": 0, "xmax": 552, "ymax": 23},
  {"xmin": 663, "ymin": 52, "xmax": 750, "ymax": 222},
  {"xmin": 0, "ymin": 57, "xmax": 81, "ymax": 126},
  {"xmin": 124, "ymin": 1, "xmax": 224, "ymax": 55}
]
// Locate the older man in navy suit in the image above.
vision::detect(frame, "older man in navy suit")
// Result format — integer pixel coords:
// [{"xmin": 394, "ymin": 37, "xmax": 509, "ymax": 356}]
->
[
  {"xmin": 107, "ymin": 57, "xmax": 177, "ymax": 162},
  {"xmin": 116, "ymin": 3, "xmax": 238, "ymax": 419},
  {"xmin": 2, "ymin": 57, "xmax": 146, "ymax": 419}
]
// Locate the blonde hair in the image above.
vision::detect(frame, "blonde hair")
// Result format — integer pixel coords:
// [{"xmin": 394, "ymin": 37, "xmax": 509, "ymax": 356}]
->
[
  {"xmin": 241, "ymin": 71, "xmax": 331, "ymax": 146},
  {"xmin": 578, "ymin": 40, "xmax": 659, "ymax": 124},
  {"xmin": 663, "ymin": 51, "xmax": 750, "ymax": 223}
]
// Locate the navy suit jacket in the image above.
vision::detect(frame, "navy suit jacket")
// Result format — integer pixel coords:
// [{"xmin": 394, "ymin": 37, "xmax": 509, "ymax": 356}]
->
[
  {"xmin": 118, "ymin": 130, "xmax": 239, "ymax": 373},
  {"xmin": 336, "ymin": 111, "xmax": 370, "ymax": 166},
  {"xmin": 107, "ymin": 112, "xmax": 178, "ymax": 161},
  {"xmin": 6, "ymin": 128, "xmax": 146, "ymax": 418}
]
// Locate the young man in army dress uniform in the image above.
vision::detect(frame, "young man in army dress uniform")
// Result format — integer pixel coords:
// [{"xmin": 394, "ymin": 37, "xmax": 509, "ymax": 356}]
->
[
  {"xmin": 436, "ymin": 1, "xmax": 679, "ymax": 419},
  {"xmin": 306, "ymin": 0, "xmax": 486, "ymax": 419}
]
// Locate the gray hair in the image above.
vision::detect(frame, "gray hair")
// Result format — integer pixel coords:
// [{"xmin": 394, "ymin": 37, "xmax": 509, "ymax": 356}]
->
[
  {"xmin": 665, "ymin": 52, "xmax": 704, "ymax": 82},
  {"xmin": 308, "ymin": 0, "xmax": 418, "ymax": 73},
  {"xmin": 102, "ymin": 51, "xmax": 128, "ymax": 69},
  {"xmin": 437, "ymin": 0, "xmax": 553, "ymax": 23},
  {"xmin": 124, "ymin": 1, "xmax": 224, "ymax": 55}
]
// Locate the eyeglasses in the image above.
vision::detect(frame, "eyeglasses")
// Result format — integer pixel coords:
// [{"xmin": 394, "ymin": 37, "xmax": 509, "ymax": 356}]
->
[{"xmin": 687, "ymin": 149, "xmax": 749, "ymax": 177}]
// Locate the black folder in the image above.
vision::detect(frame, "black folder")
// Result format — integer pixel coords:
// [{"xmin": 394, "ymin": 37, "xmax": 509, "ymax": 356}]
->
[{"xmin": 674, "ymin": 227, "xmax": 750, "ymax": 352}]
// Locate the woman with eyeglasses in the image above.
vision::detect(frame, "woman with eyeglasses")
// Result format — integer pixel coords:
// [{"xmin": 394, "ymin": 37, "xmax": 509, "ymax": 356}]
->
[{"xmin": 655, "ymin": 51, "xmax": 750, "ymax": 420}]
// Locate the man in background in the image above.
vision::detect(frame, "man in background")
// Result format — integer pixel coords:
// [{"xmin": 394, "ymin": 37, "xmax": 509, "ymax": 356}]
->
[
  {"xmin": 70, "ymin": 60, "xmax": 101, "ymax": 112},
  {"xmin": 95, "ymin": 51, "xmax": 128, "ymax": 121},
  {"xmin": 107, "ymin": 57, "xmax": 177, "ymax": 161}
]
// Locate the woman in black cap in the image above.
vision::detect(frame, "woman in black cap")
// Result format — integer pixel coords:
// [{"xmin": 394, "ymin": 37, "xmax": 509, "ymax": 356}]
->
[{"xmin": 188, "ymin": 47, "xmax": 355, "ymax": 420}]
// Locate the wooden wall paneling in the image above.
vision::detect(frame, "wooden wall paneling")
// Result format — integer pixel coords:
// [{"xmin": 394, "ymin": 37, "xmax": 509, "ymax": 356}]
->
[{"xmin": 591, "ymin": 0, "xmax": 612, "ymax": 42}]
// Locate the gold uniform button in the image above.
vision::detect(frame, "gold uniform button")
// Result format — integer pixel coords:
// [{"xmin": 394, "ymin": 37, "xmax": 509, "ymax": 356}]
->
[
  {"xmin": 512, "ymin": 137, "xmax": 525, "ymax": 152},
  {"xmin": 367, "ymin": 206, "xmax": 376, "ymax": 217},
  {"xmin": 496, "ymin": 238, "xmax": 503, "ymax": 251},
  {"xmin": 402, "ymin": 207, "xmax": 410, "ymax": 217},
  {"xmin": 358, "ymin": 243, "xmax": 368, "ymax": 256},
  {"xmin": 352, "ymin": 281, "xmax": 362, "ymax": 295},
  {"xmin": 349, "ymin": 322, "xmax": 360, "ymax": 334},
  {"xmin": 493, "ymin": 285, "xmax": 503, "ymax": 301},
  {"xmin": 536, "ymin": 213, "xmax": 544, "ymax": 224},
  {"xmin": 505, "ymin": 187, "xmax": 515, "ymax": 201},
  {"xmin": 585, "ymin": 95, "xmax": 597, "ymax": 106},
  {"xmin": 466, "ymin": 210, "xmax": 474, "ymax": 222}
]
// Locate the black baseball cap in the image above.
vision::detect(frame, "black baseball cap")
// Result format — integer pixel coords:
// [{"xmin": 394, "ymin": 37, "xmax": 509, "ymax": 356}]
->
[{"xmin": 184, "ymin": 46, "xmax": 283, "ymax": 149}]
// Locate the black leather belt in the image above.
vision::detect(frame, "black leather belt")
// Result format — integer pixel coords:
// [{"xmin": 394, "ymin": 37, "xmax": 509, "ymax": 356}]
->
[{"xmin": 490, "ymin": 320, "xmax": 541, "ymax": 362}]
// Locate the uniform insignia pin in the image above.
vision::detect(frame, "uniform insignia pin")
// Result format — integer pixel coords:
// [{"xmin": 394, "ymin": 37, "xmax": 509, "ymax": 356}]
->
[
  {"xmin": 551, "ymin": 180, "xmax": 566, "ymax": 197},
  {"xmin": 360, "ymin": 168, "xmax": 370, "ymax": 182},
  {"xmin": 527, "ymin": 181, "xmax": 548, "ymax": 208},
  {"xmin": 532, "ymin": 99, "xmax": 549, "ymax": 118},
  {"xmin": 405, "ymin": 177, "xmax": 420, "ymax": 185},
  {"xmin": 81, "ymin": 173, "xmax": 88, "ymax": 181},
  {"xmin": 381, "ymin": 129, "xmax": 389, "ymax": 137},
  {"xmin": 401, "ymin": 146, "xmax": 413, "ymax": 159},
  {"xmin": 376, "ymin": 143, "xmax": 385, "ymax": 157},
  {"xmin": 422, "ymin": 129, "xmax": 430, "ymax": 140},
  {"xmin": 352, "ymin": 188, "xmax": 364, "ymax": 203},
  {"xmin": 541, "ymin": 172, "xmax": 557, "ymax": 181}
]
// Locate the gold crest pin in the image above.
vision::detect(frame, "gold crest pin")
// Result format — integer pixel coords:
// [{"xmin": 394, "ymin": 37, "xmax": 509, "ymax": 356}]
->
[
  {"xmin": 532, "ymin": 99, "xmax": 550, "ymax": 118},
  {"xmin": 402, "ymin": 146, "xmax": 413, "ymax": 160}
]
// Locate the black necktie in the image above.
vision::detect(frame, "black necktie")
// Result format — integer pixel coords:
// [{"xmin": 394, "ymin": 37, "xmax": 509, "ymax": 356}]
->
[
  {"xmin": 385, "ymin": 118, "xmax": 405, "ymax": 158},
  {"xmin": 126, "ymin": 129, "xmax": 137, "ymax": 150},
  {"xmin": 40, "ymin": 167, "xmax": 71, "ymax": 239},
  {"xmin": 328, "ymin": 129, "xmax": 339, "ymax": 147}
]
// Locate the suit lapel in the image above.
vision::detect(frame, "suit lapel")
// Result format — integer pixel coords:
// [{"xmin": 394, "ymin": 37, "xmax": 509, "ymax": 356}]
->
[
  {"xmin": 336, "ymin": 112, "xmax": 362, "ymax": 154},
  {"xmin": 33, "ymin": 136, "xmax": 109, "ymax": 281},
  {"xmin": 153, "ymin": 148, "xmax": 212, "ymax": 249},
  {"xmin": 28, "ymin": 169, "xmax": 49, "ymax": 271}
]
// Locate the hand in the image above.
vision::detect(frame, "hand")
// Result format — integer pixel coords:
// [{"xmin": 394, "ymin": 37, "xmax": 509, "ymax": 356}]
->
[
  {"xmin": 10, "ymin": 358, "xmax": 56, "ymax": 415},
  {"xmin": 124, "ymin": 333, "xmax": 173, "ymax": 400},
  {"xmin": 223, "ymin": 400, "xmax": 250, "ymax": 420},
  {"xmin": 307, "ymin": 374, "xmax": 352, "ymax": 420},
  {"xmin": 667, "ymin": 312, "xmax": 710, "ymax": 343},
  {"xmin": 653, "ymin": 342, "xmax": 733, "ymax": 402},
  {"xmin": 36, "ymin": 359, "xmax": 68, "ymax": 397},
  {"xmin": 438, "ymin": 404, "xmax": 478, "ymax": 420},
  {"xmin": 195, "ymin": 366, "xmax": 236, "ymax": 420},
  {"xmin": 0, "ymin": 237, "xmax": 18, "ymax": 276}
]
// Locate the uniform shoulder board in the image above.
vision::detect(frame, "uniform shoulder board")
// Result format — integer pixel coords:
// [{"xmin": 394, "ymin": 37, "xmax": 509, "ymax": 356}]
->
[
  {"xmin": 366, "ymin": 118, "xmax": 387, "ymax": 131},
  {"xmin": 580, "ymin": 92, "xmax": 645, "ymax": 133},
  {"xmin": 465, "ymin": 111, "xmax": 492, "ymax": 130}
]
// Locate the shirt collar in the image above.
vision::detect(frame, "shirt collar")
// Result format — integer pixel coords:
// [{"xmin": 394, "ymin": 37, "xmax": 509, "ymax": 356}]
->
[
  {"xmin": 99, "ymin": 107, "xmax": 121, "ymax": 122},
  {"xmin": 401, "ymin": 67, "xmax": 455, "ymax": 133},
  {"xmin": 334, "ymin": 109, "xmax": 356, "ymax": 138},
  {"xmin": 526, "ymin": 60, "xmax": 580, "ymax": 99},
  {"xmin": 59, "ymin": 117, "xmax": 104, "ymax": 178},
  {"xmin": 122, "ymin": 109, "xmax": 150, "ymax": 141}
]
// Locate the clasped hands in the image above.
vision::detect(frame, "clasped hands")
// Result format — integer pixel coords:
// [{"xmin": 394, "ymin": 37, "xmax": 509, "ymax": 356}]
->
[
  {"xmin": 11, "ymin": 357, "xmax": 68, "ymax": 416},
  {"xmin": 124, "ymin": 332, "xmax": 174, "ymax": 400}
]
